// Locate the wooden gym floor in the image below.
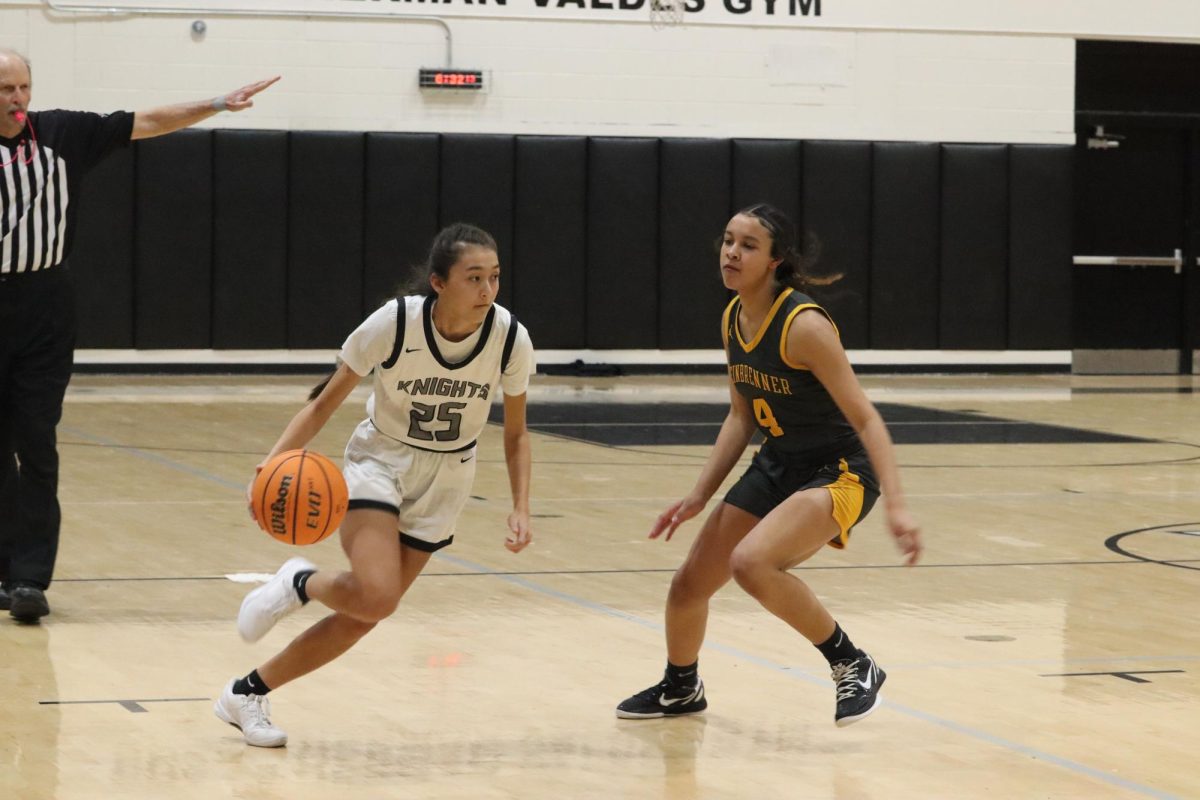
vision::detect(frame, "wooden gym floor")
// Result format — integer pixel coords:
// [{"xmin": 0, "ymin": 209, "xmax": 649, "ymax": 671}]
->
[{"xmin": 2, "ymin": 372, "xmax": 1197, "ymax": 799}]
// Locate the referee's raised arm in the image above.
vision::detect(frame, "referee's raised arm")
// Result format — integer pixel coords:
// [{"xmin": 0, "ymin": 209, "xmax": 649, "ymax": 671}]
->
[{"xmin": 131, "ymin": 75, "xmax": 280, "ymax": 140}]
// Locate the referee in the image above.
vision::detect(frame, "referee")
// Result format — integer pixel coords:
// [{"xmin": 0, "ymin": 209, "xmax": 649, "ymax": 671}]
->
[{"xmin": 0, "ymin": 48, "xmax": 278, "ymax": 623}]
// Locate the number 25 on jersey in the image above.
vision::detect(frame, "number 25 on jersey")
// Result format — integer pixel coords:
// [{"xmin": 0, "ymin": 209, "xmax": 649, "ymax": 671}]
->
[{"xmin": 408, "ymin": 401, "xmax": 466, "ymax": 442}]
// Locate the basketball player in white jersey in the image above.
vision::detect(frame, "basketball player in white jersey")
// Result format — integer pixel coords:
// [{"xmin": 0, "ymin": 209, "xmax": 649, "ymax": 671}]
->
[{"xmin": 214, "ymin": 223, "xmax": 535, "ymax": 747}]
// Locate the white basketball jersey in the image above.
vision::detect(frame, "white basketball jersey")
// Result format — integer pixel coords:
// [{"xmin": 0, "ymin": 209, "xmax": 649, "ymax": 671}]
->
[{"xmin": 339, "ymin": 295, "xmax": 533, "ymax": 451}]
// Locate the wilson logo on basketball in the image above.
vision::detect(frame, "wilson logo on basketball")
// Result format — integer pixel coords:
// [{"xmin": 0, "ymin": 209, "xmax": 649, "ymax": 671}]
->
[{"xmin": 268, "ymin": 474, "xmax": 293, "ymax": 537}]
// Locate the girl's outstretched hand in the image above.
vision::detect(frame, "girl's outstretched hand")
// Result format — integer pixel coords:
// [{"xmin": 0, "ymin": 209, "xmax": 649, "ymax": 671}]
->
[
  {"xmin": 888, "ymin": 507, "xmax": 922, "ymax": 566},
  {"xmin": 649, "ymin": 494, "xmax": 706, "ymax": 541}
]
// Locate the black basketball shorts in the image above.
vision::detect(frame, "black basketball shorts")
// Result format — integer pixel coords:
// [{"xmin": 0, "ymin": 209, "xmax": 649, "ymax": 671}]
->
[{"xmin": 723, "ymin": 445, "xmax": 880, "ymax": 548}]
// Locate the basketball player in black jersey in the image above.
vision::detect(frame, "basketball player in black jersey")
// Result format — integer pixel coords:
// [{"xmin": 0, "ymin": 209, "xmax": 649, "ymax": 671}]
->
[{"xmin": 616, "ymin": 203, "xmax": 922, "ymax": 727}]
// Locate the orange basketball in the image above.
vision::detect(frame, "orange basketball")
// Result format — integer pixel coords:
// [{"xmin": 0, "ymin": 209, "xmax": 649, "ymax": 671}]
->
[{"xmin": 251, "ymin": 449, "xmax": 348, "ymax": 546}]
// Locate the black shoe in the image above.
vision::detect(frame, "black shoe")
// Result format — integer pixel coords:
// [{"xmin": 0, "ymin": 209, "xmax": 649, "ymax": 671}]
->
[
  {"xmin": 832, "ymin": 652, "xmax": 886, "ymax": 727},
  {"xmin": 9, "ymin": 585, "xmax": 50, "ymax": 623},
  {"xmin": 0, "ymin": 583, "xmax": 10, "ymax": 611},
  {"xmin": 616, "ymin": 675, "xmax": 707, "ymax": 719}
]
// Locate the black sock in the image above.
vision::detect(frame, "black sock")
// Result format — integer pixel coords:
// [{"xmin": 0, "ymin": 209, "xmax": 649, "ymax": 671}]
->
[
  {"xmin": 815, "ymin": 622, "xmax": 861, "ymax": 666},
  {"xmin": 293, "ymin": 570, "xmax": 316, "ymax": 605},
  {"xmin": 232, "ymin": 669, "xmax": 271, "ymax": 696},
  {"xmin": 665, "ymin": 660, "xmax": 699, "ymax": 687}
]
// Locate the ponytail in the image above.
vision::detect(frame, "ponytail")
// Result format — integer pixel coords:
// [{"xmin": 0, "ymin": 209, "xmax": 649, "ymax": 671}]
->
[
  {"xmin": 735, "ymin": 203, "xmax": 840, "ymax": 292},
  {"xmin": 308, "ymin": 370, "xmax": 334, "ymax": 402}
]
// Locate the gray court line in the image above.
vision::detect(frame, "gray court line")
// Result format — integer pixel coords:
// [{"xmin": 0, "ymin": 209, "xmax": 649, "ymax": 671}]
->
[
  {"xmin": 527, "ymin": 421, "xmax": 1033, "ymax": 427},
  {"xmin": 436, "ymin": 550, "xmax": 1182, "ymax": 800},
  {"xmin": 60, "ymin": 426, "xmax": 246, "ymax": 491}
]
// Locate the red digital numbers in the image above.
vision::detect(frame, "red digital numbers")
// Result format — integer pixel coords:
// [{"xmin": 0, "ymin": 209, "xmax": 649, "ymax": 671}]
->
[
  {"xmin": 435, "ymin": 72, "xmax": 477, "ymax": 86},
  {"xmin": 421, "ymin": 69, "xmax": 483, "ymax": 90}
]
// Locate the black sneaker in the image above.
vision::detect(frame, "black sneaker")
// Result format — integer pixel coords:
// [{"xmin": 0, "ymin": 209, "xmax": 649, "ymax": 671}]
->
[
  {"xmin": 832, "ymin": 652, "xmax": 886, "ymax": 727},
  {"xmin": 9, "ymin": 585, "xmax": 50, "ymax": 623},
  {"xmin": 0, "ymin": 583, "xmax": 11, "ymax": 611},
  {"xmin": 616, "ymin": 676, "xmax": 706, "ymax": 719}
]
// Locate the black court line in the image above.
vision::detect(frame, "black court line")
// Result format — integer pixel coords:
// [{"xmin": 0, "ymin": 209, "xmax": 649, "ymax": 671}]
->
[
  {"xmin": 39, "ymin": 697, "xmax": 209, "ymax": 713},
  {"xmin": 1106, "ymin": 522, "xmax": 1200, "ymax": 571},
  {"xmin": 1039, "ymin": 670, "xmax": 1185, "ymax": 684},
  {"xmin": 58, "ymin": 441, "xmax": 270, "ymax": 458},
  {"xmin": 1072, "ymin": 387, "xmax": 1196, "ymax": 395},
  {"xmin": 49, "ymin": 556, "xmax": 1200, "ymax": 584},
  {"xmin": 499, "ymin": 427, "xmax": 1200, "ymax": 470},
  {"xmin": 52, "ymin": 443, "xmax": 1200, "ymax": 471}
]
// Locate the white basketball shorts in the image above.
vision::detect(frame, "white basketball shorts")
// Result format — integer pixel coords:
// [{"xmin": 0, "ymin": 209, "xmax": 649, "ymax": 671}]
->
[{"xmin": 342, "ymin": 419, "xmax": 477, "ymax": 551}]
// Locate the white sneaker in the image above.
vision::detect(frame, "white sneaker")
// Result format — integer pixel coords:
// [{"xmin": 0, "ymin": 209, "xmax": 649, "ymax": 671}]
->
[
  {"xmin": 237, "ymin": 557, "xmax": 316, "ymax": 643},
  {"xmin": 214, "ymin": 678, "xmax": 288, "ymax": 747}
]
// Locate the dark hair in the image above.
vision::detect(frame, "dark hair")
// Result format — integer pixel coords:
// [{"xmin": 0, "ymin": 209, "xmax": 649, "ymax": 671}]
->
[
  {"xmin": 306, "ymin": 223, "xmax": 498, "ymax": 402},
  {"xmin": 396, "ymin": 222, "xmax": 498, "ymax": 298},
  {"xmin": 732, "ymin": 203, "xmax": 837, "ymax": 291}
]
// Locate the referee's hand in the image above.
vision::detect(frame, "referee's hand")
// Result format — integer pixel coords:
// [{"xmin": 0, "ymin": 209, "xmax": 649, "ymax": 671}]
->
[{"xmin": 217, "ymin": 76, "xmax": 281, "ymax": 113}]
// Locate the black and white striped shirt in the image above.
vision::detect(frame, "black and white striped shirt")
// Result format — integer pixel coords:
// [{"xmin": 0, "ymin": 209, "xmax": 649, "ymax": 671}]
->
[{"xmin": 0, "ymin": 110, "xmax": 134, "ymax": 274}]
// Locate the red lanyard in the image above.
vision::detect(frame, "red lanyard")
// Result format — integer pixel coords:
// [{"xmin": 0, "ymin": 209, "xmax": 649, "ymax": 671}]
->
[{"xmin": 0, "ymin": 112, "xmax": 37, "ymax": 169}]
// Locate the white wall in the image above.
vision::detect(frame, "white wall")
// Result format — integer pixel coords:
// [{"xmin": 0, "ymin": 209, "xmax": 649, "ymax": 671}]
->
[{"xmin": 3, "ymin": 0, "xmax": 1193, "ymax": 144}]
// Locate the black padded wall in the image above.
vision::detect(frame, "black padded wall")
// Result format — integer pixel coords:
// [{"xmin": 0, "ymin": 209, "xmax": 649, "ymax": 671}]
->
[
  {"xmin": 659, "ymin": 139, "xmax": 731, "ymax": 349},
  {"xmin": 586, "ymin": 138, "xmax": 659, "ymax": 349},
  {"xmin": 72, "ymin": 148, "xmax": 135, "ymax": 347},
  {"xmin": 364, "ymin": 133, "xmax": 440, "ymax": 309},
  {"xmin": 731, "ymin": 139, "xmax": 802, "ymax": 225},
  {"xmin": 513, "ymin": 136, "xmax": 587, "ymax": 349},
  {"xmin": 213, "ymin": 130, "xmax": 289, "ymax": 348},
  {"xmin": 288, "ymin": 132, "xmax": 364, "ymax": 348},
  {"xmin": 802, "ymin": 141, "xmax": 872, "ymax": 348},
  {"xmin": 135, "ymin": 130, "xmax": 212, "ymax": 348},
  {"xmin": 69, "ymin": 131, "xmax": 1074, "ymax": 358},
  {"xmin": 1009, "ymin": 146, "xmax": 1072, "ymax": 349},
  {"xmin": 940, "ymin": 145, "xmax": 1009, "ymax": 348},
  {"xmin": 870, "ymin": 142, "xmax": 941, "ymax": 349},
  {"xmin": 440, "ymin": 135, "xmax": 515, "ymax": 308}
]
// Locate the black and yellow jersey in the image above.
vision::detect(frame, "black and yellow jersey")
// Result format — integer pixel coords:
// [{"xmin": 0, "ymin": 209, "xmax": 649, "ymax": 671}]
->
[{"xmin": 724, "ymin": 288, "xmax": 862, "ymax": 464}]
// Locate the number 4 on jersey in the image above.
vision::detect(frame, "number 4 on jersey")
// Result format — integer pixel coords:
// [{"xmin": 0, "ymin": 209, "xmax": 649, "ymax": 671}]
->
[{"xmin": 753, "ymin": 397, "xmax": 784, "ymax": 437}]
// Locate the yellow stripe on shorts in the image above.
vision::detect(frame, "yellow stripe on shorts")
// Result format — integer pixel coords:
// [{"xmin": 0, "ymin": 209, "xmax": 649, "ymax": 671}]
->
[{"xmin": 823, "ymin": 457, "xmax": 864, "ymax": 549}]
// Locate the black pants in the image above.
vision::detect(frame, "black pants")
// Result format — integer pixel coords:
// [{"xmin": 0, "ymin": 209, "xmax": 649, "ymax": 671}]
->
[{"xmin": 0, "ymin": 268, "xmax": 77, "ymax": 590}]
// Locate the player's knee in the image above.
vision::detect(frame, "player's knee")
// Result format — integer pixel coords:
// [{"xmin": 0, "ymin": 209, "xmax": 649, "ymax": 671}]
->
[
  {"xmin": 356, "ymin": 584, "xmax": 403, "ymax": 622},
  {"xmin": 668, "ymin": 564, "xmax": 707, "ymax": 604},
  {"xmin": 728, "ymin": 547, "xmax": 768, "ymax": 593}
]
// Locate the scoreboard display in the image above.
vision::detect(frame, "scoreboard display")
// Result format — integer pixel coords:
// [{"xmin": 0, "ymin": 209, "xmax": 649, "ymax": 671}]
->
[{"xmin": 418, "ymin": 69, "xmax": 486, "ymax": 90}]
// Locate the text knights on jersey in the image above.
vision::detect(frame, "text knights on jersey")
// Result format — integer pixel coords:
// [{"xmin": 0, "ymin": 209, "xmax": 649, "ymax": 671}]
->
[{"xmin": 397, "ymin": 377, "xmax": 492, "ymax": 400}]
